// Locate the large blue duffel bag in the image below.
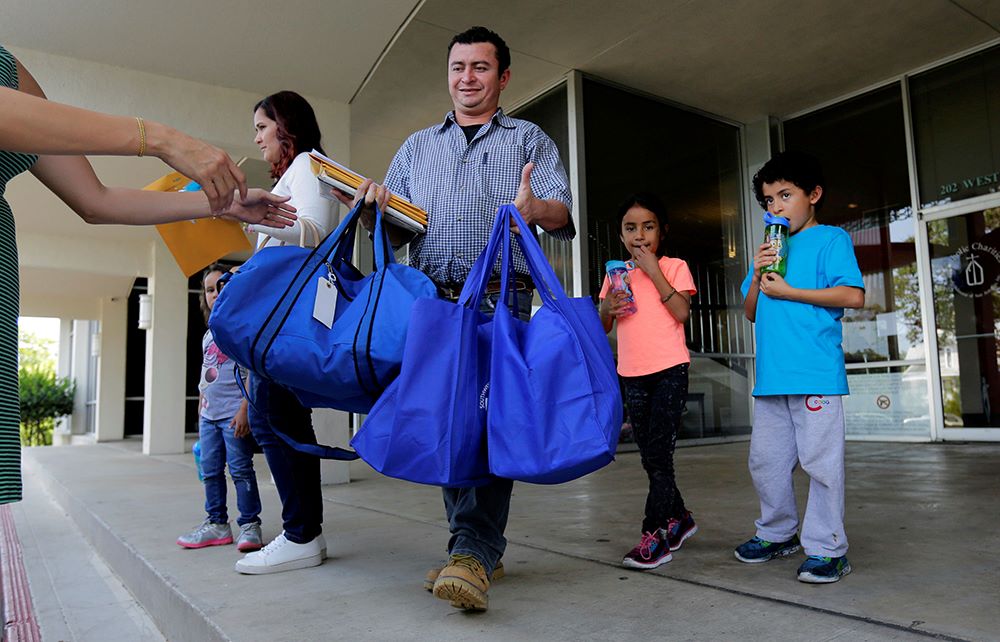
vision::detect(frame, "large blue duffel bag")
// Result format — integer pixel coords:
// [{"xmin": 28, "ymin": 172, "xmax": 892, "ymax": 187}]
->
[{"xmin": 210, "ymin": 202, "xmax": 437, "ymax": 415}]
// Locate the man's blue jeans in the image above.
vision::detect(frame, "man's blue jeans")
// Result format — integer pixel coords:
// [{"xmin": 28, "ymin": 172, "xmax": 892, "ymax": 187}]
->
[
  {"xmin": 443, "ymin": 290, "xmax": 532, "ymax": 576},
  {"xmin": 199, "ymin": 416, "xmax": 261, "ymax": 526},
  {"xmin": 247, "ymin": 374, "xmax": 323, "ymax": 544}
]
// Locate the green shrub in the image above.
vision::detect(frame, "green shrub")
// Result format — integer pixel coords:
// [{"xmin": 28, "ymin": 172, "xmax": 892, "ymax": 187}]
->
[{"xmin": 19, "ymin": 367, "xmax": 75, "ymax": 447}]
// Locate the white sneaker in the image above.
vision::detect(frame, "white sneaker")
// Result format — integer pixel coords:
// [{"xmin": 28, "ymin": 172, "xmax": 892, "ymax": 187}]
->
[{"xmin": 234, "ymin": 532, "xmax": 324, "ymax": 575}]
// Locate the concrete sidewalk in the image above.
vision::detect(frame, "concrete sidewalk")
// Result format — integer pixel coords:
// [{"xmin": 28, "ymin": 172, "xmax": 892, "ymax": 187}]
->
[{"xmin": 15, "ymin": 440, "xmax": 1000, "ymax": 641}]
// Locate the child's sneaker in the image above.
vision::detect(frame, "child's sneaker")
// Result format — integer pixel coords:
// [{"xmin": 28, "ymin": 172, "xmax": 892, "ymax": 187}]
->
[
  {"xmin": 622, "ymin": 531, "xmax": 672, "ymax": 569},
  {"xmin": 797, "ymin": 555, "xmax": 852, "ymax": 583},
  {"xmin": 734, "ymin": 535, "xmax": 800, "ymax": 563},
  {"xmin": 176, "ymin": 520, "xmax": 233, "ymax": 549},
  {"xmin": 236, "ymin": 522, "xmax": 263, "ymax": 552},
  {"xmin": 663, "ymin": 512, "xmax": 698, "ymax": 551}
]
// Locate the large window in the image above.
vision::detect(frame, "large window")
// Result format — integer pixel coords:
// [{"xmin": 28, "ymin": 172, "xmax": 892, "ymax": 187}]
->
[
  {"xmin": 911, "ymin": 44, "xmax": 1000, "ymax": 208},
  {"xmin": 582, "ymin": 78, "xmax": 750, "ymax": 438},
  {"xmin": 784, "ymin": 84, "xmax": 929, "ymax": 437}
]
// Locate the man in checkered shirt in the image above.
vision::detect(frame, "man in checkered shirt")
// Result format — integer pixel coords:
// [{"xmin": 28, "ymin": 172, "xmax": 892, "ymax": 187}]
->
[{"xmin": 353, "ymin": 26, "xmax": 573, "ymax": 612}]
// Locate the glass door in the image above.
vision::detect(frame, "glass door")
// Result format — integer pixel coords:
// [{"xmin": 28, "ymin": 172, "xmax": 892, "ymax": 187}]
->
[{"xmin": 924, "ymin": 200, "xmax": 1000, "ymax": 440}]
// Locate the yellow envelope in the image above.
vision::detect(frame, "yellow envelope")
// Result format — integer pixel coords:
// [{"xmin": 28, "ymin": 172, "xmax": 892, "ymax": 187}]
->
[{"xmin": 145, "ymin": 172, "xmax": 252, "ymax": 277}]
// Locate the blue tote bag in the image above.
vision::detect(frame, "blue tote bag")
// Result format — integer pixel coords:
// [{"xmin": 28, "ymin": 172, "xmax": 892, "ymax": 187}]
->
[
  {"xmin": 351, "ymin": 211, "xmax": 512, "ymax": 487},
  {"xmin": 486, "ymin": 204, "xmax": 622, "ymax": 484},
  {"xmin": 210, "ymin": 202, "xmax": 437, "ymax": 415}
]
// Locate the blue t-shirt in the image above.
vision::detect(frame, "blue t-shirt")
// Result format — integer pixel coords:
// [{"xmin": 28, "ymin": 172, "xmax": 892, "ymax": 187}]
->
[{"xmin": 740, "ymin": 225, "xmax": 864, "ymax": 396}]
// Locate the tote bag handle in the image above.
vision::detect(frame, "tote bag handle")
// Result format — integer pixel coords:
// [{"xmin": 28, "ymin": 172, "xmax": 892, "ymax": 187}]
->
[
  {"xmin": 457, "ymin": 206, "xmax": 511, "ymax": 308},
  {"xmin": 493, "ymin": 204, "xmax": 568, "ymax": 310}
]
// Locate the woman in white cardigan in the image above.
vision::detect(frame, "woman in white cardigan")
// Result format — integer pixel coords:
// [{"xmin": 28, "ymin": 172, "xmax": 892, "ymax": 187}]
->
[{"xmin": 234, "ymin": 91, "xmax": 337, "ymax": 575}]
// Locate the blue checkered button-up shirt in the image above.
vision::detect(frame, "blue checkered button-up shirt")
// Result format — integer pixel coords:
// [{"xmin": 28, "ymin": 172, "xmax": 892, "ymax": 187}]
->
[{"xmin": 384, "ymin": 108, "xmax": 574, "ymax": 285}]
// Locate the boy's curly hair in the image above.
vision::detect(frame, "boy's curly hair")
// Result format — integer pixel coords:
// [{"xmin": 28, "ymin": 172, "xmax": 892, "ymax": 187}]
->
[{"xmin": 752, "ymin": 150, "xmax": 825, "ymax": 210}]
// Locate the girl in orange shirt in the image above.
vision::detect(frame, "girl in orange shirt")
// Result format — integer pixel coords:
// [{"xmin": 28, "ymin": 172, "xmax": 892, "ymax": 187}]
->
[{"xmin": 599, "ymin": 192, "xmax": 698, "ymax": 570}]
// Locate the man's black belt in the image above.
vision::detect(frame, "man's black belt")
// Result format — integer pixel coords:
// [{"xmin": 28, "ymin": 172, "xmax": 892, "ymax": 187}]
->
[{"xmin": 435, "ymin": 276, "xmax": 534, "ymax": 301}]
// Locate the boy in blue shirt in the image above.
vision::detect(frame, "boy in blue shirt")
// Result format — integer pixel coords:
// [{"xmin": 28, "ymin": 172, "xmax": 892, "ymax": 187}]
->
[{"xmin": 738, "ymin": 151, "xmax": 865, "ymax": 583}]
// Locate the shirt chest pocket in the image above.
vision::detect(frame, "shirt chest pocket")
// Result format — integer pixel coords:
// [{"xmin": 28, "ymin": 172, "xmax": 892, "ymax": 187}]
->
[{"xmin": 480, "ymin": 145, "xmax": 525, "ymax": 202}]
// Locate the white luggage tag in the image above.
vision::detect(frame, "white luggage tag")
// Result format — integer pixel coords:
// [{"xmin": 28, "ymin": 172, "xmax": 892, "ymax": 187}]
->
[{"xmin": 313, "ymin": 263, "xmax": 338, "ymax": 329}]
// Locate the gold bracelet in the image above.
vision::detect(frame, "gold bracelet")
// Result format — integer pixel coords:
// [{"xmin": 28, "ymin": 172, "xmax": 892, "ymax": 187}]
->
[
  {"xmin": 135, "ymin": 116, "xmax": 146, "ymax": 157},
  {"xmin": 661, "ymin": 289, "xmax": 676, "ymax": 303}
]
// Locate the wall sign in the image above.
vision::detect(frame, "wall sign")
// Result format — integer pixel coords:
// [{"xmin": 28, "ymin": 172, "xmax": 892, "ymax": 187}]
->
[
  {"xmin": 939, "ymin": 171, "xmax": 999, "ymax": 196},
  {"xmin": 952, "ymin": 242, "xmax": 1000, "ymax": 297}
]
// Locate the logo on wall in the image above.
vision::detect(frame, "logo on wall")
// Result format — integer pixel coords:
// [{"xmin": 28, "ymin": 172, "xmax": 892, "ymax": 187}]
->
[
  {"xmin": 875, "ymin": 395, "xmax": 891, "ymax": 410},
  {"xmin": 952, "ymin": 242, "xmax": 1000, "ymax": 298}
]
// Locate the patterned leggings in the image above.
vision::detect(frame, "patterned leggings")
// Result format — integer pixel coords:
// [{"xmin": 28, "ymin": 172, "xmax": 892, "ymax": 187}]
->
[{"xmin": 623, "ymin": 363, "xmax": 689, "ymax": 533}]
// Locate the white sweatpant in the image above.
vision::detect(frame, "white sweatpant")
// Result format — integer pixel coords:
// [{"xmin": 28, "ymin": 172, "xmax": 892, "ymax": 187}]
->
[{"xmin": 749, "ymin": 395, "xmax": 848, "ymax": 557}]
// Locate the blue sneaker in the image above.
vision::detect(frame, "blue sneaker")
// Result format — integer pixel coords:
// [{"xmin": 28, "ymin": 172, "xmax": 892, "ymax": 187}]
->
[
  {"xmin": 622, "ymin": 531, "xmax": 672, "ymax": 569},
  {"xmin": 797, "ymin": 555, "xmax": 852, "ymax": 583},
  {"xmin": 734, "ymin": 535, "xmax": 801, "ymax": 563}
]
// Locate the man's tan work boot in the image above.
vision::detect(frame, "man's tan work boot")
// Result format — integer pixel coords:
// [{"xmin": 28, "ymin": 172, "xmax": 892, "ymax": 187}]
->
[
  {"xmin": 424, "ymin": 560, "xmax": 504, "ymax": 592},
  {"xmin": 431, "ymin": 554, "xmax": 490, "ymax": 611}
]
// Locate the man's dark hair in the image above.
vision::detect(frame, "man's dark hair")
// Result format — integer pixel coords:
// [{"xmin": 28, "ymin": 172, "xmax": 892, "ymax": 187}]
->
[
  {"xmin": 448, "ymin": 26, "xmax": 511, "ymax": 76},
  {"xmin": 752, "ymin": 150, "xmax": 826, "ymax": 210},
  {"xmin": 616, "ymin": 192, "xmax": 670, "ymax": 257}
]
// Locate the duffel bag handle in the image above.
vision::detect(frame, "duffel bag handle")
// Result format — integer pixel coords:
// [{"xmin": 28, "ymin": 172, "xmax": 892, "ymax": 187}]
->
[{"xmin": 233, "ymin": 365, "xmax": 359, "ymax": 461}]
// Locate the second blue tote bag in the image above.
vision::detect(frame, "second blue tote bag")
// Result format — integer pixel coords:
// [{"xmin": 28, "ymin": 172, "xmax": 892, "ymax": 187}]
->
[{"xmin": 486, "ymin": 204, "xmax": 622, "ymax": 484}]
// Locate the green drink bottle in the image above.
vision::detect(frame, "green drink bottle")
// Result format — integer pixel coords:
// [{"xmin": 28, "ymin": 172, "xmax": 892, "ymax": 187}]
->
[{"xmin": 761, "ymin": 213, "xmax": 790, "ymax": 278}]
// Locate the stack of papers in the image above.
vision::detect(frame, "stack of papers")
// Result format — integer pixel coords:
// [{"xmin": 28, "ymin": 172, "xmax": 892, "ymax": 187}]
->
[{"xmin": 308, "ymin": 150, "xmax": 427, "ymax": 233}]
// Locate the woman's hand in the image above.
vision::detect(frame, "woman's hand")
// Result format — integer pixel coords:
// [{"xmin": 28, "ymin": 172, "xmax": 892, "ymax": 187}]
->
[
  {"xmin": 223, "ymin": 189, "xmax": 297, "ymax": 228},
  {"xmin": 149, "ymin": 123, "xmax": 247, "ymax": 213}
]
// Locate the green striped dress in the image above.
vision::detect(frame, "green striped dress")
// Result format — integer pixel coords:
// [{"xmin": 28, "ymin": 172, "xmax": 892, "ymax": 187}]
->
[{"xmin": 0, "ymin": 44, "xmax": 38, "ymax": 504}]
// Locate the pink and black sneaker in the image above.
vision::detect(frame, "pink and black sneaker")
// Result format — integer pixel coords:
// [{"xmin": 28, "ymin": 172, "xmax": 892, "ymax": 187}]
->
[
  {"xmin": 622, "ymin": 530, "xmax": 672, "ymax": 569},
  {"xmin": 663, "ymin": 512, "xmax": 698, "ymax": 552}
]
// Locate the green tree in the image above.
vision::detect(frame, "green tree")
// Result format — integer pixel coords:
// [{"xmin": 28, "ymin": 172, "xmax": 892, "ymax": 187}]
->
[
  {"xmin": 18, "ymin": 328, "xmax": 57, "ymax": 373},
  {"xmin": 19, "ymin": 367, "xmax": 75, "ymax": 446}
]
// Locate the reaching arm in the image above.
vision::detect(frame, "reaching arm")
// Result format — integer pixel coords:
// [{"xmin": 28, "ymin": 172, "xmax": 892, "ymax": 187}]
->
[
  {"xmin": 29, "ymin": 154, "xmax": 296, "ymax": 227},
  {"xmin": 4, "ymin": 57, "xmax": 246, "ymax": 212}
]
